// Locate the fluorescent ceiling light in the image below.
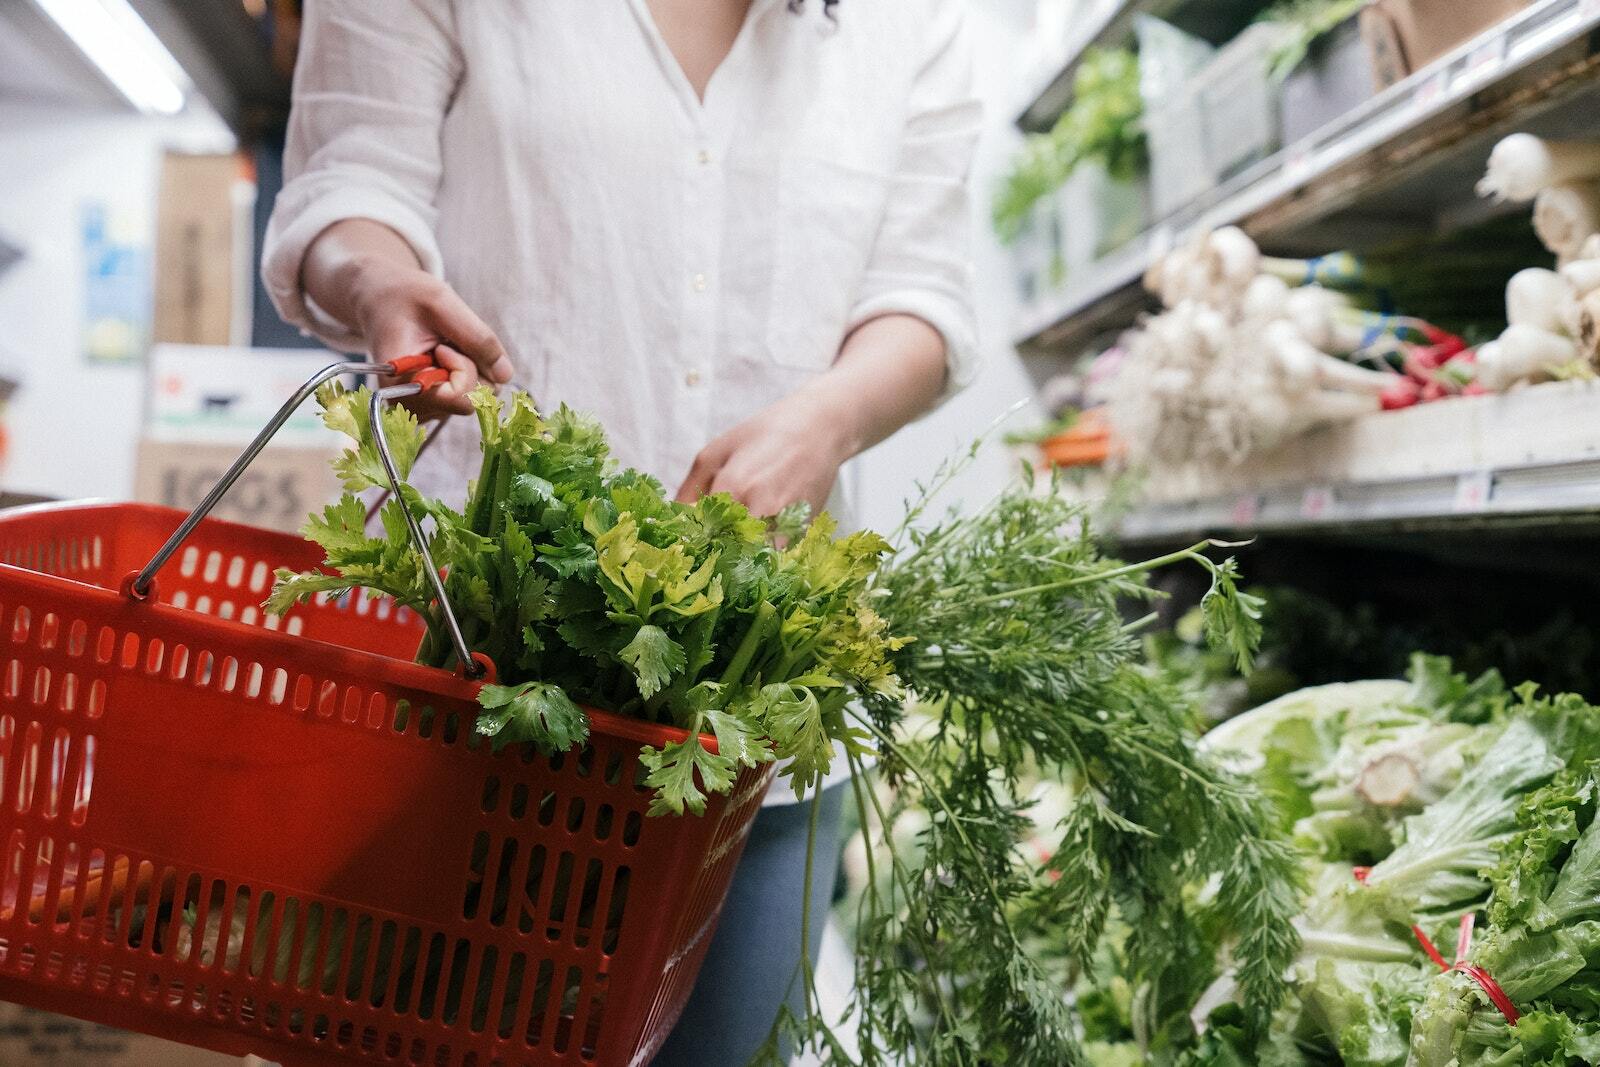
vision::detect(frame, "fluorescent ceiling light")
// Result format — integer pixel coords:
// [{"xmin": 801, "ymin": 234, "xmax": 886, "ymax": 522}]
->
[{"xmin": 33, "ymin": 0, "xmax": 191, "ymax": 115}]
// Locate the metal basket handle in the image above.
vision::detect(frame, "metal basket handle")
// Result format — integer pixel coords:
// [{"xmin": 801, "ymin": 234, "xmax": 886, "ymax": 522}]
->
[
  {"xmin": 366, "ymin": 379, "xmax": 483, "ymax": 677},
  {"xmin": 126, "ymin": 354, "xmax": 487, "ymax": 679}
]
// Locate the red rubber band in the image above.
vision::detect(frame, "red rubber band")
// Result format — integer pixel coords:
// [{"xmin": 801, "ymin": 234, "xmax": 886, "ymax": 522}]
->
[
  {"xmin": 1455, "ymin": 913, "xmax": 1476, "ymax": 964},
  {"xmin": 1408, "ymin": 916, "xmax": 1520, "ymax": 1024},
  {"xmin": 1457, "ymin": 963, "xmax": 1521, "ymax": 1024},
  {"xmin": 1351, "ymin": 866, "xmax": 1372, "ymax": 884},
  {"xmin": 1411, "ymin": 925, "xmax": 1451, "ymax": 971}
]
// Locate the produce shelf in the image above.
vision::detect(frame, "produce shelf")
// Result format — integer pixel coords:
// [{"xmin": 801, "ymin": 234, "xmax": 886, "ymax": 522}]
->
[
  {"xmin": 1016, "ymin": 0, "xmax": 1600, "ymax": 354},
  {"xmin": 1113, "ymin": 381, "xmax": 1600, "ymax": 542},
  {"xmin": 1014, "ymin": 0, "xmax": 1265, "ymax": 132},
  {"xmin": 1015, "ymin": 0, "xmax": 1138, "ymax": 132}
]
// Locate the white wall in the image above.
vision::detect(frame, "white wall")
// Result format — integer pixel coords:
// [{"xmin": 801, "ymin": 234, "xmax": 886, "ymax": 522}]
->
[
  {"xmin": 0, "ymin": 101, "xmax": 232, "ymax": 501},
  {"xmin": 854, "ymin": 0, "xmax": 1042, "ymax": 533}
]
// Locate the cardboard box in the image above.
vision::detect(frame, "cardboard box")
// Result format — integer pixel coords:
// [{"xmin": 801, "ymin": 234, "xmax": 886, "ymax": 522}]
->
[
  {"xmin": 132, "ymin": 344, "xmax": 344, "ymax": 534},
  {"xmin": 152, "ymin": 154, "xmax": 247, "ymax": 347},
  {"xmin": 133, "ymin": 438, "xmax": 342, "ymax": 534},
  {"xmin": 0, "ymin": 1000, "xmax": 269, "ymax": 1066},
  {"xmin": 1361, "ymin": 0, "xmax": 1532, "ymax": 88}
]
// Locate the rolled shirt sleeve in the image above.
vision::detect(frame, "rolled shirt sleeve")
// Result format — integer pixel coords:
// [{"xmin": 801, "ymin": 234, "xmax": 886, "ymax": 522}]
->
[
  {"xmin": 260, "ymin": 0, "xmax": 460, "ymax": 352},
  {"xmin": 846, "ymin": 0, "xmax": 984, "ymax": 397}
]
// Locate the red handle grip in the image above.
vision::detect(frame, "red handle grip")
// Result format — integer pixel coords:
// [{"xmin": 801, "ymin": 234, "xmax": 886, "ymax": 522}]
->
[
  {"xmin": 387, "ymin": 352, "xmax": 437, "ymax": 376},
  {"xmin": 408, "ymin": 367, "xmax": 450, "ymax": 390}
]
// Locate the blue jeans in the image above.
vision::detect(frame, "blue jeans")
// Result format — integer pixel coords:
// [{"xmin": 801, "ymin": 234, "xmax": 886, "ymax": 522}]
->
[{"xmin": 653, "ymin": 782, "xmax": 847, "ymax": 1066}]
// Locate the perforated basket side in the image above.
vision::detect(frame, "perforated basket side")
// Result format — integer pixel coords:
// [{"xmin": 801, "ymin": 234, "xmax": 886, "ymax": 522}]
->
[
  {"xmin": 0, "ymin": 503, "xmax": 425, "ymax": 660},
  {"xmin": 0, "ymin": 505, "xmax": 772, "ymax": 1066}
]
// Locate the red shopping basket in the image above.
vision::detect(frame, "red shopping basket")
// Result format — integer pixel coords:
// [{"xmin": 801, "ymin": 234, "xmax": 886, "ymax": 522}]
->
[{"xmin": 0, "ymin": 358, "xmax": 774, "ymax": 1067}]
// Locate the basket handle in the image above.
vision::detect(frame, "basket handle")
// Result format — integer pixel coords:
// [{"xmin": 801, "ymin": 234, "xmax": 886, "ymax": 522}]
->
[
  {"xmin": 366, "ymin": 380, "xmax": 486, "ymax": 678},
  {"xmin": 125, "ymin": 353, "xmax": 484, "ymax": 678}
]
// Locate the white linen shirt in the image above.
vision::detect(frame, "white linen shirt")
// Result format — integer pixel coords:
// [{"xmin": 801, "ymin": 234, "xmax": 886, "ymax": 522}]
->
[{"xmin": 263, "ymin": 0, "xmax": 982, "ymax": 802}]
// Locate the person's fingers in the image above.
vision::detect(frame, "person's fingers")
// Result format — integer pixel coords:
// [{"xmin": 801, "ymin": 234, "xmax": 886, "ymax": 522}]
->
[
  {"xmin": 675, "ymin": 435, "xmax": 736, "ymax": 503},
  {"xmin": 368, "ymin": 315, "xmax": 436, "ymax": 367},
  {"xmin": 708, "ymin": 454, "xmax": 759, "ymax": 508},
  {"xmin": 424, "ymin": 283, "xmax": 514, "ymax": 384},
  {"xmin": 427, "ymin": 344, "xmax": 479, "ymax": 415}
]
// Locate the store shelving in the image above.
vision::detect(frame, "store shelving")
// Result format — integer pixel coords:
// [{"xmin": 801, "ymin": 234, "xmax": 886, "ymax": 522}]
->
[
  {"xmin": 1014, "ymin": 0, "xmax": 1267, "ymax": 132},
  {"xmin": 1113, "ymin": 380, "xmax": 1600, "ymax": 543},
  {"xmin": 1015, "ymin": 0, "xmax": 1137, "ymax": 131},
  {"xmin": 1016, "ymin": 0, "xmax": 1600, "ymax": 355}
]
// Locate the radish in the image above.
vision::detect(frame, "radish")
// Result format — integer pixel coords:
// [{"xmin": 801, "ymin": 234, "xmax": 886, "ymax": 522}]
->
[
  {"xmin": 1381, "ymin": 378, "xmax": 1423, "ymax": 410},
  {"xmin": 1478, "ymin": 134, "xmax": 1600, "ymax": 202}
]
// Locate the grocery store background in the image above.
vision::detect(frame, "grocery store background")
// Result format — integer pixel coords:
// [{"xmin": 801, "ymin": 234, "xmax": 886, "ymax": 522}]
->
[
  {"xmin": 5, "ymin": 0, "xmax": 1600, "ymax": 1061},
  {"xmin": 0, "ymin": 0, "xmax": 1041, "ymax": 540}
]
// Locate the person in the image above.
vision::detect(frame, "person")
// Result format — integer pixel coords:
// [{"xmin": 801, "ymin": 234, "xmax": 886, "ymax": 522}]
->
[{"xmin": 261, "ymin": 1, "xmax": 981, "ymax": 1061}]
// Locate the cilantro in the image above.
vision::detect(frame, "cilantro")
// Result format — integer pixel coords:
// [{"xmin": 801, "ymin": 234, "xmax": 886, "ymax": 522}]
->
[
  {"xmin": 639, "ymin": 736, "xmax": 736, "ymax": 817},
  {"xmin": 618, "ymin": 625, "xmax": 685, "ymax": 698},
  {"xmin": 475, "ymin": 681, "xmax": 587, "ymax": 755}
]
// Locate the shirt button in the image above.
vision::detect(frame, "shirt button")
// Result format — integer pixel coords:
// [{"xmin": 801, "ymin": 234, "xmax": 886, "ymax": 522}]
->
[
  {"xmin": 691, "ymin": 273, "xmax": 707, "ymax": 292},
  {"xmin": 685, "ymin": 369, "xmax": 703, "ymax": 387},
  {"xmin": 697, "ymin": 149, "xmax": 713, "ymax": 165}
]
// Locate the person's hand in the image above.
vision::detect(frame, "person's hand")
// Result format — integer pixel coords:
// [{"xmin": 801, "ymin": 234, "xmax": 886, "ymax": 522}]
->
[
  {"xmin": 675, "ymin": 382, "xmax": 862, "ymax": 519},
  {"xmin": 344, "ymin": 256, "xmax": 514, "ymax": 418}
]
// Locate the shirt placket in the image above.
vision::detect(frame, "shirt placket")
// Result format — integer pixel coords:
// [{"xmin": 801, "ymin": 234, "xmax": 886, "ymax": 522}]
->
[{"xmin": 676, "ymin": 118, "xmax": 728, "ymax": 460}]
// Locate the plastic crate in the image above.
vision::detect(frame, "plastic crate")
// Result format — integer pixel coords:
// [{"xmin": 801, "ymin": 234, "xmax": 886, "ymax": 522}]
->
[
  {"xmin": 1196, "ymin": 24, "xmax": 1294, "ymax": 182},
  {"xmin": 1282, "ymin": 15, "xmax": 1375, "ymax": 146}
]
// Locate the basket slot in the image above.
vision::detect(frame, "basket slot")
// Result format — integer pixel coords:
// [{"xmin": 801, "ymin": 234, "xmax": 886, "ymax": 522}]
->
[
  {"xmin": 359, "ymin": 915, "xmax": 393, "ymax": 1005},
  {"xmin": 389, "ymin": 924, "xmax": 425, "ymax": 1016},
  {"xmin": 414, "ymin": 929, "xmax": 449, "ymax": 1021},
  {"xmin": 13, "ymin": 720, "xmax": 40, "ymax": 816},
  {"xmin": 525, "ymin": 956, "xmax": 556, "ymax": 1048},
  {"xmin": 496, "ymin": 949, "xmax": 527, "ymax": 1039},
  {"xmin": 552, "ymin": 963, "xmax": 585, "ymax": 1055},
  {"xmin": 487, "ymin": 838, "xmax": 519, "ymax": 928}
]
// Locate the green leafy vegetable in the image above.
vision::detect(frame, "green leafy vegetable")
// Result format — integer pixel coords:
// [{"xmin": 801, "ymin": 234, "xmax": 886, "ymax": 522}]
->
[
  {"xmin": 274, "ymin": 386, "xmax": 1292, "ymax": 1065},
  {"xmin": 1261, "ymin": 0, "xmax": 1368, "ymax": 83},
  {"xmin": 993, "ymin": 48, "xmax": 1147, "ymax": 242},
  {"xmin": 275, "ymin": 384, "xmax": 896, "ymax": 816}
]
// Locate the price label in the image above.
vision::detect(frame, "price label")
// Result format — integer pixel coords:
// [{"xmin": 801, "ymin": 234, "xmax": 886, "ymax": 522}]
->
[
  {"xmin": 1413, "ymin": 70, "xmax": 1448, "ymax": 110},
  {"xmin": 1300, "ymin": 485, "xmax": 1334, "ymax": 521},
  {"xmin": 1465, "ymin": 36, "xmax": 1507, "ymax": 81},
  {"xmin": 1284, "ymin": 145, "xmax": 1315, "ymax": 186},
  {"xmin": 1452, "ymin": 470, "xmax": 1493, "ymax": 513},
  {"xmin": 1230, "ymin": 495, "xmax": 1261, "ymax": 527}
]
